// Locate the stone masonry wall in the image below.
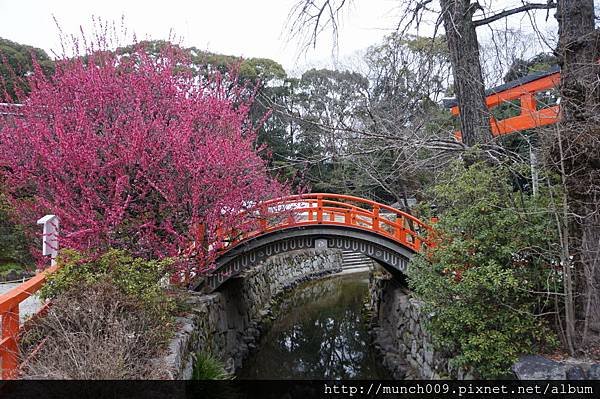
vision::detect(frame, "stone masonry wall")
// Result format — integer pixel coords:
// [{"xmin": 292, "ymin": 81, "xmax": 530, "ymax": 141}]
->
[
  {"xmin": 161, "ymin": 249, "xmax": 343, "ymax": 379},
  {"xmin": 368, "ymin": 268, "xmax": 600, "ymax": 380},
  {"xmin": 368, "ymin": 269, "xmax": 468, "ymax": 380}
]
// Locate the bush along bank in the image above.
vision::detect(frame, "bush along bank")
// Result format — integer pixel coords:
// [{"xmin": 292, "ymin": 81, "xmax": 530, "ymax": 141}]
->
[
  {"xmin": 19, "ymin": 249, "xmax": 178, "ymax": 379},
  {"xmin": 407, "ymin": 161, "xmax": 561, "ymax": 379}
]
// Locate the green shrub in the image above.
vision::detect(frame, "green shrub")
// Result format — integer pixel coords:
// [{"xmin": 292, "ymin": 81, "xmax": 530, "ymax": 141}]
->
[
  {"xmin": 0, "ymin": 192, "xmax": 33, "ymax": 268},
  {"xmin": 408, "ymin": 161, "xmax": 560, "ymax": 378},
  {"xmin": 192, "ymin": 352, "xmax": 232, "ymax": 380},
  {"xmin": 0, "ymin": 262, "xmax": 23, "ymax": 274},
  {"xmin": 40, "ymin": 249, "xmax": 176, "ymax": 325}
]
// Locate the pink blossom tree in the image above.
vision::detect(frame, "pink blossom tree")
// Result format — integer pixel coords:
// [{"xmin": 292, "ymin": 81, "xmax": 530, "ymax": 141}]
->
[{"xmin": 0, "ymin": 40, "xmax": 287, "ymax": 273}]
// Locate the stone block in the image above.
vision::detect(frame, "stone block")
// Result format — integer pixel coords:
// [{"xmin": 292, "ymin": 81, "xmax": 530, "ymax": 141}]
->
[
  {"xmin": 421, "ymin": 363, "xmax": 433, "ymax": 379},
  {"xmin": 512, "ymin": 355, "xmax": 567, "ymax": 380},
  {"xmin": 566, "ymin": 366, "xmax": 586, "ymax": 380},
  {"xmin": 413, "ymin": 322, "xmax": 422, "ymax": 337},
  {"xmin": 398, "ymin": 343, "xmax": 407, "ymax": 355},
  {"xmin": 416, "ymin": 353, "xmax": 424, "ymax": 367},
  {"xmin": 409, "ymin": 319, "xmax": 416, "ymax": 333},
  {"xmin": 588, "ymin": 364, "xmax": 600, "ymax": 380},
  {"xmin": 408, "ymin": 358, "xmax": 420, "ymax": 371},
  {"xmin": 424, "ymin": 347, "xmax": 434, "ymax": 365}
]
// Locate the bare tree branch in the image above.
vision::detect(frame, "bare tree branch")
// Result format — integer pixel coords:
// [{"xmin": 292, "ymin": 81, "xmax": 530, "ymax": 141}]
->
[
  {"xmin": 286, "ymin": 0, "xmax": 350, "ymax": 54},
  {"xmin": 473, "ymin": 1, "xmax": 557, "ymax": 27}
]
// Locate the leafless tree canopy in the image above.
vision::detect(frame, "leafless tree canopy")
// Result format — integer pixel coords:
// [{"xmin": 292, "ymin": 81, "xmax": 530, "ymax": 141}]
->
[{"xmin": 285, "ymin": 0, "xmax": 599, "ymax": 356}]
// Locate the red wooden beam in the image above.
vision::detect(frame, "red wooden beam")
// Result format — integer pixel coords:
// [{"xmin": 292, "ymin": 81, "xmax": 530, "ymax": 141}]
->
[{"xmin": 450, "ymin": 71, "xmax": 561, "ymax": 139}]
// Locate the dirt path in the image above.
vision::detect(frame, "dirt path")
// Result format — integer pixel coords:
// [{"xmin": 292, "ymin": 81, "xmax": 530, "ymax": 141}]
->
[{"xmin": 0, "ymin": 281, "xmax": 43, "ymax": 323}]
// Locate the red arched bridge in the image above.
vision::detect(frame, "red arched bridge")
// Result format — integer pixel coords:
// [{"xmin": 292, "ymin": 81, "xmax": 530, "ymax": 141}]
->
[
  {"xmin": 0, "ymin": 65, "xmax": 565, "ymax": 379},
  {"xmin": 0, "ymin": 193, "xmax": 433, "ymax": 379},
  {"xmin": 195, "ymin": 193, "xmax": 435, "ymax": 292}
]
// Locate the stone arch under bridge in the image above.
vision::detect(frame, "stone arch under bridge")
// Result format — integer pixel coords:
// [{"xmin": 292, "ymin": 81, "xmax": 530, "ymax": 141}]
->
[
  {"xmin": 195, "ymin": 194, "xmax": 433, "ymax": 293},
  {"xmin": 200, "ymin": 226, "xmax": 417, "ymax": 292}
]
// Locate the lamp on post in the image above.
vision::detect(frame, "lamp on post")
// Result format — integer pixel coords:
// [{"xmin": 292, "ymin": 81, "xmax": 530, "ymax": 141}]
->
[{"xmin": 37, "ymin": 215, "xmax": 59, "ymax": 267}]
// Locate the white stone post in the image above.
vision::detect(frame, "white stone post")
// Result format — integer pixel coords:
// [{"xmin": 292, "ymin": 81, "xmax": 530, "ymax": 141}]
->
[{"xmin": 37, "ymin": 215, "xmax": 59, "ymax": 267}]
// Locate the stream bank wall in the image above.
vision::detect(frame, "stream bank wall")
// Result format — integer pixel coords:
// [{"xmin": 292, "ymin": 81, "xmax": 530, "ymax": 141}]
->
[
  {"xmin": 160, "ymin": 249, "xmax": 343, "ymax": 379},
  {"xmin": 368, "ymin": 268, "xmax": 600, "ymax": 380},
  {"xmin": 368, "ymin": 269, "xmax": 469, "ymax": 379}
]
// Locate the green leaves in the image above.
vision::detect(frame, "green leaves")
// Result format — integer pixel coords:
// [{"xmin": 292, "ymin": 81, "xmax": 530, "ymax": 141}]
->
[
  {"xmin": 41, "ymin": 249, "xmax": 176, "ymax": 325},
  {"xmin": 0, "ymin": 192, "xmax": 33, "ymax": 269},
  {"xmin": 408, "ymin": 161, "xmax": 560, "ymax": 378},
  {"xmin": 192, "ymin": 352, "xmax": 233, "ymax": 380},
  {"xmin": 0, "ymin": 37, "xmax": 54, "ymax": 101}
]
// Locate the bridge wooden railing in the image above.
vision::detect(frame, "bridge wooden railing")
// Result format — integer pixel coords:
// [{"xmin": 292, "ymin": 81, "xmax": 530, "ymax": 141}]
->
[
  {"xmin": 447, "ymin": 67, "xmax": 561, "ymax": 139},
  {"xmin": 0, "ymin": 195, "xmax": 433, "ymax": 379},
  {"xmin": 210, "ymin": 193, "xmax": 435, "ymax": 256},
  {"xmin": 0, "ymin": 265, "xmax": 57, "ymax": 380}
]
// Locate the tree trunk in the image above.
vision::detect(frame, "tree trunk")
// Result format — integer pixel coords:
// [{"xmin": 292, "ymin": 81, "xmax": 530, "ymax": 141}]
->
[
  {"xmin": 440, "ymin": 0, "xmax": 493, "ymax": 147},
  {"xmin": 554, "ymin": 0, "xmax": 600, "ymax": 351},
  {"xmin": 556, "ymin": 1, "xmax": 598, "ymax": 121}
]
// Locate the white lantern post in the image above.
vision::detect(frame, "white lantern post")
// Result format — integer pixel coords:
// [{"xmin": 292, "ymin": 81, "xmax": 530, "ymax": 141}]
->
[{"xmin": 37, "ymin": 215, "xmax": 59, "ymax": 267}]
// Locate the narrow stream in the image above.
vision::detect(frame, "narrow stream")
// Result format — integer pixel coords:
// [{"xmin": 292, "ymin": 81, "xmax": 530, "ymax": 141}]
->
[{"xmin": 237, "ymin": 271, "xmax": 391, "ymax": 379}]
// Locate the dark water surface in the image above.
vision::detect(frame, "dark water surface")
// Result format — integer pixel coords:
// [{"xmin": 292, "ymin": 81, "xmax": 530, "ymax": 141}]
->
[{"xmin": 237, "ymin": 272, "xmax": 391, "ymax": 379}]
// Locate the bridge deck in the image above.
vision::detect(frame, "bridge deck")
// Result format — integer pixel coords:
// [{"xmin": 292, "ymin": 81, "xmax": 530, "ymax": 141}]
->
[
  {"xmin": 197, "ymin": 194, "xmax": 434, "ymax": 292},
  {"xmin": 208, "ymin": 194, "xmax": 433, "ymax": 256}
]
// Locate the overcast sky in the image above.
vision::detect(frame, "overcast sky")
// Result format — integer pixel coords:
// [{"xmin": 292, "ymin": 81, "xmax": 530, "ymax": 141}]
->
[
  {"xmin": 0, "ymin": 0, "xmax": 404, "ymax": 72},
  {"xmin": 0, "ymin": 0, "xmax": 559, "ymax": 75}
]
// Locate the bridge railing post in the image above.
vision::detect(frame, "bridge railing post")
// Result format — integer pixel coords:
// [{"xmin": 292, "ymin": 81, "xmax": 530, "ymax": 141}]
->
[
  {"xmin": 259, "ymin": 205, "xmax": 268, "ymax": 231},
  {"xmin": 344, "ymin": 209, "xmax": 351, "ymax": 224},
  {"xmin": 413, "ymin": 237, "xmax": 422, "ymax": 252},
  {"xmin": 287, "ymin": 212, "xmax": 296, "ymax": 226},
  {"xmin": 372, "ymin": 205, "xmax": 380, "ymax": 232},
  {"xmin": 316, "ymin": 196, "xmax": 323, "ymax": 223},
  {"xmin": 394, "ymin": 217, "xmax": 407, "ymax": 244}
]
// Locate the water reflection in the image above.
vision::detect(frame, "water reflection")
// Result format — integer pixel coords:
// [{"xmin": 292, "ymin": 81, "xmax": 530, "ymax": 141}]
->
[{"xmin": 237, "ymin": 272, "xmax": 391, "ymax": 379}]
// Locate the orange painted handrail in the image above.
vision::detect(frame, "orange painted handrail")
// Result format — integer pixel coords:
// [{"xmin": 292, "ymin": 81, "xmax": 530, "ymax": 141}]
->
[
  {"xmin": 0, "ymin": 196, "xmax": 432, "ymax": 379},
  {"xmin": 0, "ymin": 265, "xmax": 57, "ymax": 380},
  {"xmin": 211, "ymin": 193, "xmax": 434, "ymax": 258},
  {"xmin": 450, "ymin": 70, "xmax": 560, "ymax": 139}
]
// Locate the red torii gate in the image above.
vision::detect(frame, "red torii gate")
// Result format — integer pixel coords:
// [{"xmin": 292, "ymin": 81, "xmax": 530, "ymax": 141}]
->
[{"xmin": 444, "ymin": 65, "xmax": 561, "ymax": 139}]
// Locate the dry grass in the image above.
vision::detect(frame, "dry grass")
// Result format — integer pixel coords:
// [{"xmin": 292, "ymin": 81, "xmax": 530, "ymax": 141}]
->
[{"xmin": 19, "ymin": 280, "xmax": 171, "ymax": 379}]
